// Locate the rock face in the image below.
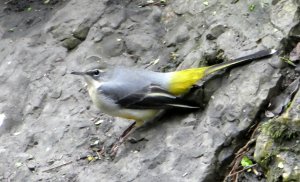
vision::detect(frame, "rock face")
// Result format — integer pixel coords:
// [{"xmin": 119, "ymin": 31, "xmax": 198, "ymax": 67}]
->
[
  {"xmin": 0, "ymin": 0, "xmax": 299, "ymax": 181},
  {"xmin": 254, "ymin": 86, "xmax": 300, "ymax": 182}
]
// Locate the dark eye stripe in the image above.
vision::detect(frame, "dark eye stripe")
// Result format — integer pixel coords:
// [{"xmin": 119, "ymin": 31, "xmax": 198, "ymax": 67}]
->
[{"xmin": 85, "ymin": 69, "xmax": 104, "ymax": 77}]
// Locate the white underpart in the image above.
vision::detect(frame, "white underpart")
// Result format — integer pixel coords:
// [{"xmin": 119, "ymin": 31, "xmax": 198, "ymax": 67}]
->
[
  {"xmin": 88, "ymin": 82, "xmax": 158, "ymax": 122},
  {"xmin": 84, "ymin": 67, "xmax": 174, "ymax": 122}
]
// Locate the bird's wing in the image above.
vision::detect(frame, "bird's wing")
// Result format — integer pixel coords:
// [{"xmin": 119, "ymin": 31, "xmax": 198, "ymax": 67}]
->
[{"xmin": 100, "ymin": 83, "xmax": 200, "ymax": 109}]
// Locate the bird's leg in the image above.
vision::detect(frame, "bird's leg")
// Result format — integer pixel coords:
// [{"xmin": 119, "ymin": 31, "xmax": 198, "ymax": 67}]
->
[
  {"xmin": 110, "ymin": 121, "xmax": 137, "ymax": 156},
  {"xmin": 120, "ymin": 121, "xmax": 137, "ymax": 139}
]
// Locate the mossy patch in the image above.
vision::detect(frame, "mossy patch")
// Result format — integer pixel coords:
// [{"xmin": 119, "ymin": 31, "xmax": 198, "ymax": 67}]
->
[
  {"xmin": 255, "ymin": 116, "xmax": 300, "ymax": 182},
  {"xmin": 261, "ymin": 118, "xmax": 300, "ymax": 143}
]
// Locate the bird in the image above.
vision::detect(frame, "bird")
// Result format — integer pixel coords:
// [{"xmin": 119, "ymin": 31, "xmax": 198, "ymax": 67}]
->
[{"xmin": 71, "ymin": 49, "xmax": 276, "ymax": 154}]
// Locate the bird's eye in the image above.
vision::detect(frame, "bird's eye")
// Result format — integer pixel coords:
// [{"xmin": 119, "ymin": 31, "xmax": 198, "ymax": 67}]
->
[{"xmin": 93, "ymin": 70, "xmax": 100, "ymax": 76}]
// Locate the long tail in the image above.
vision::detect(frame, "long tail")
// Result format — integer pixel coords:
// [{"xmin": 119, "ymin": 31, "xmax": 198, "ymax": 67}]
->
[{"xmin": 204, "ymin": 49, "xmax": 277, "ymax": 75}]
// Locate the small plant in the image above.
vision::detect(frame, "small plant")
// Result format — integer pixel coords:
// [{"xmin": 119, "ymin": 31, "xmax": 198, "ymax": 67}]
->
[
  {"xmin": 280, "ymin": 57, "xmax": 297, "ymax": 67},
  {"xmin": 248, "ymin": 4, "xmax": 256, "ymax": 12},
  {"xmin": 241, "ymin": 156, "xmax": 254, "ymax": 172}
]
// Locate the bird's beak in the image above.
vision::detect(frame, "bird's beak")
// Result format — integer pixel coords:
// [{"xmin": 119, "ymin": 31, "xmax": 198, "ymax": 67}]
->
[
  {"xmin": 71, "ymin": 71, "xmax": 93, "ymax": 85},
  {"xmin": 70, "ymin": 71, "xmax": 85, "ymax": 75}
]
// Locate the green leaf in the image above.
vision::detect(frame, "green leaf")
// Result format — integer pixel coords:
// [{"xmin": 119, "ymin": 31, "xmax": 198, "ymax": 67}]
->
[
  {"xmin": 241, "ymin": 156, "xmax": 254, "ymax": 172},
  {"xmin": 241, "ymin": 156, "xmax": 253, "ymax": 168}
]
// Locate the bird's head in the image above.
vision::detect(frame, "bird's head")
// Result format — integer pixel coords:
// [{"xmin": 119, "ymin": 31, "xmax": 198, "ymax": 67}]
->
[{"xmin": 71, "ymin": 68, "xmax": 105, "ymax": 87}]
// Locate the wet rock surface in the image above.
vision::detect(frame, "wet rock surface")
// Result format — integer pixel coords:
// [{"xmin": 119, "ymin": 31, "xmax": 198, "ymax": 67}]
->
[{"xmin": 0, "ymin": 0, "xmax": 299, "ymax": 181}]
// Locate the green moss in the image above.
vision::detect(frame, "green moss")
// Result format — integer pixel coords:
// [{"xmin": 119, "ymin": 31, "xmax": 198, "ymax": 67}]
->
[
  {"xmin": 256, "ymin": 118, "xmax": 300, "ymax": 181},
  {"xmin": 261, "ymin": 119, "xmax": 299, "ymax": 143},
  {"xmin": 260, "ymin": 152, "xmax": 275, "ymax": 169},
  {"xmin": 255, "ymin": 88, "xmax": 300, "ymax": 182}
]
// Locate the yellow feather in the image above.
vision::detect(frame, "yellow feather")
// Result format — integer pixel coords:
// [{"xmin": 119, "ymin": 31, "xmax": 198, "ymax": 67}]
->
[
  {"xmin": 168, "ymin": 67, "xmax": 209, "ymax": 95},
  {"xmin": 168, "ymin": 54, "xmax": 262, "ymax": 96}
]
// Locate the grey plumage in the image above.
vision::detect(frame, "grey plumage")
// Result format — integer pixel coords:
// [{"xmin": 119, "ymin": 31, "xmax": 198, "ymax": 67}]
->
[
  {"xmin": 98, "ymin": 67, "xmax": 199, "ymax": 109},
  {"xmin": 71, "ymin": 48, "xmax": 277, "ymax": 122}
]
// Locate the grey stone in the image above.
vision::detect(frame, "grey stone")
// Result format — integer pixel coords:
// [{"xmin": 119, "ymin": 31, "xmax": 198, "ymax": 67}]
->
[
  {"xmin": 165, "ymin": 21, "xmax": 190, "ymax": 46},
  {"xmin": 62, "ymin": 36, "xmax": 82, "ymax": 50},
  {"xmin": 26, "ymin": 161, "xmax": 36, "ymax": 171},
  {"xmin": 271, "ymin": 0, "xmax": 298, "ymax": 34},
  {"xmin": 148, "ymin": 6, "xmax": 162, "ymax": 23},
  {"xmin": 125, "ymin": 34, "xmax": 154, "ymax": 54},
  {"xmin": 100, "ymin": 6, "xmax": 126, "ymax": 29},
  {"xmin": 73, "ymin": 27, "xmax": 90, "ymax": 40},
  {"xmin": 206, "ymin": 25, "xmax": 227, "ymax": 40},
  {"xmin": 96, "ymin": 34, "xmax": 124, "ymax": 57},
  {"xmin": 171, "ymin": 0, "xmax": 218, "ymax": 15},
  {"xmin": 45, "ymin": 0, "xmax": 105, "ymax": 41},
  {"xmin": 0, "ymin": 0, "xmax": 298, "ymax": 181}
]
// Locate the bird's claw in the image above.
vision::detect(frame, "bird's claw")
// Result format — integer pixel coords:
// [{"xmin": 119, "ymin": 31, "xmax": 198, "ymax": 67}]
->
[{"xmin": 109, "ymin": 143, "xmax": 120, "ymax": 158}]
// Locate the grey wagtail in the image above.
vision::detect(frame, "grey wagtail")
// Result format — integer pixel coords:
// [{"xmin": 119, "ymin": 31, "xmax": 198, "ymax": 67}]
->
[{"xmin": 71, "ymin": 49, "xmax": 276, "ymax": 153}]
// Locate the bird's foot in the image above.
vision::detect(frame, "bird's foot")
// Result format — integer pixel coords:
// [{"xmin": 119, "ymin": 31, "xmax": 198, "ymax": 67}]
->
[
  {"xmin": 109, "ymin": 142, "xmax": 121, "ymax": 158},
  {"xmin": 109, "ymin": 122, "xmax": 137, "ymax": 157}
]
